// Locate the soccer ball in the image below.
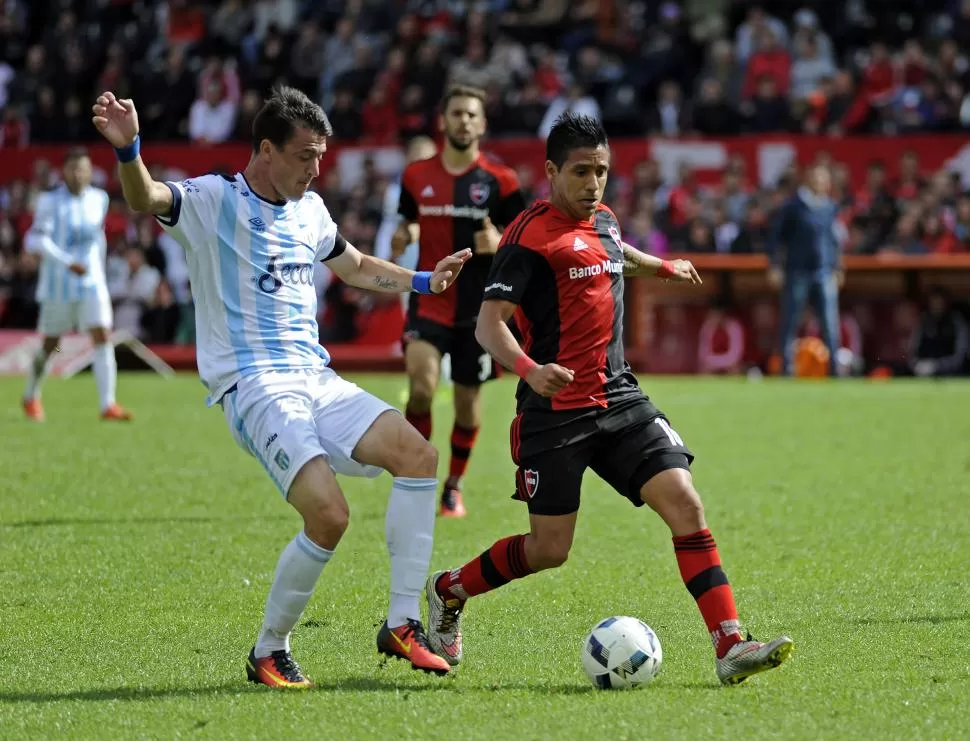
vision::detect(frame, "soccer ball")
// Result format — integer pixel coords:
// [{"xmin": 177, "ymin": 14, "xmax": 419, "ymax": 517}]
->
[{"xmin": 582, "ymin": 616, "xmax": 663, "ymax": 689}]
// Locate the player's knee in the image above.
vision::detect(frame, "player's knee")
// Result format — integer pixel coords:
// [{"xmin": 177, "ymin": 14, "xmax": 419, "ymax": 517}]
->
[
  {"xmin": 673, "ymin": 487, "xmax": 705, "ymax": 528},
  {"xmin": 381, "ymin": 423, "xmax": 439, "ymax": 477},
  {"xmin": 394, "ymin": 438, "xmax": 438, "ymax": 478},
  {"xmin": 302, "ymin": 496, "xmax": 350, "ymax": 546},
  {"xmin": 640, "ymin": 468, "xmax": 706, "ymax": 531}
]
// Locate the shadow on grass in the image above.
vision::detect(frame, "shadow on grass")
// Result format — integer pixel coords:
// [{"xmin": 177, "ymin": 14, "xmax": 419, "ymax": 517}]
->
[
  {"xmin": 849, "ymin": 613, "xmax": 970, "ymax": 626},
  {"xmin": 1, "ymin": 675, "xmax": 721, "ymax": 704},
  {"xmin": 1, "ymin": 514, "xmax": 291, "ymax": 529}
]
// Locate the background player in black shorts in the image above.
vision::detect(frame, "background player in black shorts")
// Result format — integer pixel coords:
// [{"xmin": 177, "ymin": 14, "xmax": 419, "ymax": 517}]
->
[
  {"xmin": 423, "ymin": 113, "xmax": 794, "ymax": 686},
  {"xmin": 391, "ymin": 85, "xmax": 527, "ymax": 518}
]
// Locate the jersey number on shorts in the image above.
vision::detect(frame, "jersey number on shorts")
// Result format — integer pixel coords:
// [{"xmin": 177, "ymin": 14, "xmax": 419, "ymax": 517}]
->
[
  {"xmin": 655, "ymin": 418, "xmax": 684, "ymax": 447},
  {"xmin": 477, "ymin": 353, "xmax": 493, "ymax": 383}
]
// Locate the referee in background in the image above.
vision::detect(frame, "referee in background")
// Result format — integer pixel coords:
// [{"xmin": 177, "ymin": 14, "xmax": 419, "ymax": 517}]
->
[{"xmin": 767, "ymin": 164, "xmax": 844, "ymax": 377}]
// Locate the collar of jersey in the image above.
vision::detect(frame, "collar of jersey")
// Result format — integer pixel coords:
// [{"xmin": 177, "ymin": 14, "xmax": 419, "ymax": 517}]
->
[{"xmin": 239, "ymin": 173, "xmax": 288, "ymax": 209}]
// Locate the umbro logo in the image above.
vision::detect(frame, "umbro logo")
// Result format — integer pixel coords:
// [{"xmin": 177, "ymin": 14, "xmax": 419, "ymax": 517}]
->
[
  {"xmin": 421, "ymin": 185, "xmax": 434, "ymax": 197},
  {"xmin": 249, "ymin": 217, "xmax": 267, "ymax": 232},
  {"xmin": 573, "ymin": 237, "xmax": 589, "ymax": 251}
]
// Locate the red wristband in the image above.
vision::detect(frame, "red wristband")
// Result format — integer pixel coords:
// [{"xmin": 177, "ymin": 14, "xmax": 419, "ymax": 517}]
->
[
  {"xmin": 514, "ymin": 355, "xmax": 537, "ymax": 379},
  {"xmin": 656, "ymin": 260, "xmax": 676, "ymax": 279}
]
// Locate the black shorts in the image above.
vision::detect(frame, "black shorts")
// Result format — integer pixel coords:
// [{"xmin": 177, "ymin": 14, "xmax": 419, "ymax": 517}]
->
[
  {"xmin": 403, "ymin": 316, "xmax": 501, "ymax": 387},
  {"xmin": 509, "ymin": 396, "xmax": 694, "ymax": 516}
]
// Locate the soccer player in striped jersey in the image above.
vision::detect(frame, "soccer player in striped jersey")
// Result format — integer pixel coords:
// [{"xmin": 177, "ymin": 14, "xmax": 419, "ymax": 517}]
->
[
  {"xmin": 92, "ymin": 86, "xmax": 470, "ymax": 686},
  {"xmin": 22, "ymin": 147, "xmax": 132, "ymax": 421}
]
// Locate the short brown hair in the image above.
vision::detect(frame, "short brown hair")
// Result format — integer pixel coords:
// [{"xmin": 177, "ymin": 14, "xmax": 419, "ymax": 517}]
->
[
  {"xmin": 252, "ymin": 85, "xmax": 332, "ymax": 152},
  {"xmin": 442, "ymin": 84, "xmax": 487, "ymax": 111}
]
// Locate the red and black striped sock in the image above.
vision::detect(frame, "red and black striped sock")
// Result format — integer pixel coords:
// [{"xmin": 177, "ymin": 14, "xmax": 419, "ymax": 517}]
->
[
  {"xmin": 672, "ymin": 528, "xmax": 743, "ymax": 658},
  {"xmin": 436, "ymin": 535, "xmax": 533, "ymax": 600},
  {"xmin": 448, "ymin": 424, "xmax": 479, "ymax": 484},
  {"xmin": 405, "ymin": 406, "xmax": 432, "ymax": 441}
]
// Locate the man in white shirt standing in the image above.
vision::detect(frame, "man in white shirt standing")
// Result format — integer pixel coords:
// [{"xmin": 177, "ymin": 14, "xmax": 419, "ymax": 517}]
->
[
  {"xmin": 91, "ymin": 85, "xmax": 470, "ymax": 686},
  {"xmin": 22, "ymin": 147, "xmax": 132, "ymax": 421}
]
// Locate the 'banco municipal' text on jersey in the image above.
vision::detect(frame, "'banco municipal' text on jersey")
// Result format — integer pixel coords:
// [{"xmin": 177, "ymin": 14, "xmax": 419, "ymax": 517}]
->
[
  {"xmin": 28, "ymin": 184, "xmax": 110, "ymax": 303},
  {"xmin": 154, "ymin": 172, "xmax": 346, "ymax": 407}
]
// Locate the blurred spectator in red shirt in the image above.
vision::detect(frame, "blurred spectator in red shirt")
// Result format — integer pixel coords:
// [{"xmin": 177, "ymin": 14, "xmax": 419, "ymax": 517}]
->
[{"xmin": 742, "ymin": 27, "xmax": 790, "ymax": 100}]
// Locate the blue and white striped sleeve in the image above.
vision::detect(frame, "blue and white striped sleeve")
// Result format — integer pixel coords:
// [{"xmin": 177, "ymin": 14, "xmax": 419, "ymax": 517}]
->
[{"xmin": 154, "ymin": 174, "xmax": 222, "ymax": 248}]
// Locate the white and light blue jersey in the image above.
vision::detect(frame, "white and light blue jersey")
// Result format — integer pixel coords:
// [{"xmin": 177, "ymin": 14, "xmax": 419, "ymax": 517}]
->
[
  {"xmin": 27, "ymin": 184, "xmax": 110, "ymax": 303},
  {"xmin": 155, "ymin": 172, "xmax": 344, "ymax": 406}
]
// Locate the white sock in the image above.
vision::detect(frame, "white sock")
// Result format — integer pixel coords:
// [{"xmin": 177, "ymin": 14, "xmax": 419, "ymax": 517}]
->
[
  {"xmin": 92, "ymin": 343, "xmax": 117, "ymax": 411},
  {"xmin": 24, "ymin": 346, "xmax": 53, "ymax": 401},
  {"xmin": 254, "ymin": 531, "xmax": 333, "ymax": 658},
  {"xmin": 386, "ymin": 476, "xmax": 437, "ymax": 629}
]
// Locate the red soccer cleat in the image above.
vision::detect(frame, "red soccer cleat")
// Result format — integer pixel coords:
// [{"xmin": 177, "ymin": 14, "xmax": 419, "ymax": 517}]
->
[
  {"xmin": 376, "ymin": 619, "xmax": 451, "ymax": 675},
  {"xmin": 439, "ymin": 485, "xmax": 466, "ymax": 518},
  {"xmin": 23, "ymin": 398, "xmax": 45, "ymax": 422},
  {"xmin": 100, "ymin": 403, "xmax": 133, "ymax": 421},
  {"xmin": 246, "ymin": 647, "xmax": 313, "ymax": 689}
]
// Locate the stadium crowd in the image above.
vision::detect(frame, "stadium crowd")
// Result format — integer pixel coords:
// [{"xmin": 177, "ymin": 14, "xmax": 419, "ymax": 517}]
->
[{"xmin": 0, "ymin": 0, "xmax": 968, "ymax": 375}]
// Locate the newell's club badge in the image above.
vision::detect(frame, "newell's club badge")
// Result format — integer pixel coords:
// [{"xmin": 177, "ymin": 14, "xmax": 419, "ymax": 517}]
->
[
  {"xmin": 469, "ymin": 183, "xmax": 490, "ymax": 205},
  {"xmin": 608, "ymin": 225, "xmax": 623, "ymax": 248},
  {"xmin": 524, "ymin": 469, "xmax": 539, "ymax": 498}
]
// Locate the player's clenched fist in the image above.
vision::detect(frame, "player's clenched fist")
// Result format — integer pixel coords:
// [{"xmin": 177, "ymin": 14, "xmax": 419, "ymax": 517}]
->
[
  {"xmin": 390, "ymin": 223, "xmax": 412, "ymax": 259},
  {"xmin": 473, "ymin": 216, "xmax": 501, "ymax": 255},
  {"xmin": 92, "ymin": 92, "xmax": 140, "ymax": 148},
  {"xmin": 526, "ymin": 363, "xmax": 574, "ymax": 397},
  {"xmin": 430, "ymin": 248, "xmax": 472, "ymax": 294}
]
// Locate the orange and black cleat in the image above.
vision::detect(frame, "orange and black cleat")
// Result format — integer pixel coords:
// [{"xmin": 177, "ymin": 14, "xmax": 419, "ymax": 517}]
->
[
  {"xmin": 100, "ymin": 403, "xmax": 133, "ymax": 421},
  {"xmin": 439, "ymin": 485, "xmax": 466, "ymax": 518},
  {"xmin": 246, "ymin": 647, "xmax": 313, "ymax": 689},
  {"xmin": 23, "ymin": 398, "xmax": 44, "ymax": 421},
  {"xmin": 377, "ymin": 619, "xmax": 451, "ymax": 675}
]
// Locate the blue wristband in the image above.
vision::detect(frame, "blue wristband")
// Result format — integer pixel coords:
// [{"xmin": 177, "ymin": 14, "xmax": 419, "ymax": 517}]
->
[
  {"xmin": 411, "ymin": 271, "xmax": 433, "ymax": 295},
  {"xmin": 114, "ymin": 135, "xmax": 141, "ymax": 164}
]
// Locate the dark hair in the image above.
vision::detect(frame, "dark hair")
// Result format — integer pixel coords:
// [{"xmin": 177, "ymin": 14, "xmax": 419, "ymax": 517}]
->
[
  {"xmin": 251, "ymin": 85, "xmax": 332, "ymax": 152},
  {"xmin": 441, "ymin": 84, "xmax": 487, "ymax": 112},
  {"xmin": 64, "ymin": 146, "xmax": 89, "ymax": 164},
  {"xmin": 546, "ymin": 112, "xmax": 608, "ymax": 168}
]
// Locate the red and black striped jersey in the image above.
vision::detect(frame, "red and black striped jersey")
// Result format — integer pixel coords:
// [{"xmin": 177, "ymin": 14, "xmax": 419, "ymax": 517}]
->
[
  {"xmin": 483, "ymin": 200, "xmax": 641, "ymax": 412},
  {"xmin": 399, "ymin": 153, "xmax": 525, "ymax": 328}
]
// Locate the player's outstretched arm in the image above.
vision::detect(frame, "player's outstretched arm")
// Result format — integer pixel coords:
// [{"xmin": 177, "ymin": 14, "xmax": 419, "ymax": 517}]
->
[
  {"xmin": 24, "ymin": 195, "xmax": 84, "ymax": 272},
  {"xmin": 327, "ymin": 241, "xmax": 472, "ymax": 295},
  {"xmin": 92, "ymin": 92, "xmax": 173, "ymax": 216},
  {"xmin": 475, "ymin": 300, "xmax": 574, "ymax": 397},
  {"xmin": 621, "ymin": 243, "xmax": 702, "ymax": 284}
]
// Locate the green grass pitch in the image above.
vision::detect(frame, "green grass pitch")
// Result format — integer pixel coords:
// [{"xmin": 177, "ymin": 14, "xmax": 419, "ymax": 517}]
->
[{"xmin": 1, "ymin": 373, "xmax": 969, "ymax": 740}]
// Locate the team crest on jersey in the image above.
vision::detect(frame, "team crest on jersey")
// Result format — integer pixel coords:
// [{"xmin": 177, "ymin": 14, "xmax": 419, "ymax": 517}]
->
[
  {"xmin": 523, "ymin": 469, "xmax": 539, "ymax": 498},
  {"xmin": 608, "ymin": 225, "xmax": 623, "ymax": 248},
  {"xmin": 274, "ymin": 448, "xmax": 291, "ymax": 471},
  {"xmin": 469, "ymin": 183, "xmax": 490, "ymax": 205}
]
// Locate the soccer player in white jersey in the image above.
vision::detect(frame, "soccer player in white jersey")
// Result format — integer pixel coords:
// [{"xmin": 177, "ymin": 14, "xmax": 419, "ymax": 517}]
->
[
  {"xmin": 22, "ymin": 147, "xmax": 133, "ymax": 422},
  {"xmin": 92, "ymin": 86, "xmax": 471, "ymax": 686}
]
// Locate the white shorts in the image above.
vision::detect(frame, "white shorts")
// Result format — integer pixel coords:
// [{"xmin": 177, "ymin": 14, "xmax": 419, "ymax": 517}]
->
[
  {"xmin": 221, "ymin": 367, "xmax": 396, "ymax": 497},
  {"xmin": 37, "ymin": 294, "xmax": 113, "ymax": 337}
]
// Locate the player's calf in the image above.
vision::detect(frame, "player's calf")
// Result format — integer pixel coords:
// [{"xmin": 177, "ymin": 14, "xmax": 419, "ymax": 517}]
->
[
  {"xmin": 639, "ymin": 464, "xmax": 794, "ymax": 682},
  {"xmin": 352, "ymin": 412, "xmax": 443, "ymax": 663}
]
